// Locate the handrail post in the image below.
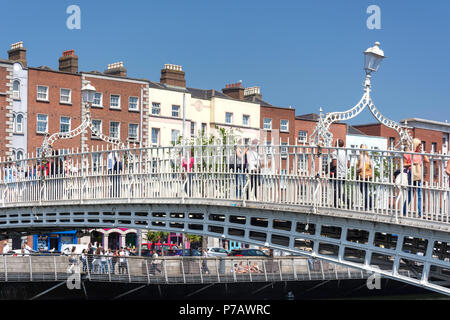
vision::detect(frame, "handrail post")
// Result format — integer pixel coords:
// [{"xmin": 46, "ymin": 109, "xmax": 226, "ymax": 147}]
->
[
  {"xmin": 181, "ymin": 259, "xmax": 186, "ymax": 284},
  {"xmin": 263, "ymin": 260, "xmax": 268, "ymax": 282},
  {"xmin": 198, "ymin": 258, "xmax": 203, "ymax": 284},
  {"xmin": 145, "ymin": 259, "xmax": 150, "ymax": 285},
  {"xmin": 163, "ymin": 259, "xmax": 168, "ymax": 284},
  {"xmin": 127, "ymin": 257, "xmax": 131, "ymax": 283},
  {"xmin": 278, "ymin": 259, "xmax": 282, "ymax": 281},
  {"xmin": 292, "ymin": 258, "xmax": 297, "ymax": 281},
  {"xmin": 4, "ymin": 255, "xmax": 7, "ymax": 282},
  {"xmin": 54, "ymin": 255, "xmax": 57, "ymax": 281},
  {"xmin": 216, "ymin": 258, "xmax": 220, "ymax": 283},
  {"xmin": 29, "ymin": 254, "xmax": 33, "ymax": 281},
  {"xmin": 86, "ymin": 254, "xmax": 91, "ymax": 281},
  {"xmin": 247, "ymin": 259, "xmax": 252, "ymax": 282}
]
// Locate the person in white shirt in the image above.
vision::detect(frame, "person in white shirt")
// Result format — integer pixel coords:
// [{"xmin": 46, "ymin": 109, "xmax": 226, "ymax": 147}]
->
[
  {"xmin": 331, "ymin": 139, "xmax": 350, "ymax": 208},
  {"xmin": 22, "ymin": 241, "xmax": 32, "ymax": 255},
  {"xmin": 2, "ymin": 242, "xmax": 10, "ymax": 254},
  {"xmin": 246, "ymin": 140, "xmax": 261, "ymax": 199}
]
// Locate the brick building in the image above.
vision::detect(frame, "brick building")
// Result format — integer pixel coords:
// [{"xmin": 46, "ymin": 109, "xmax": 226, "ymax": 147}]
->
[
  {"xmin": 354, "ymin": 118, "xmax": 450, "ymax": 154},
  {"xmin": 294, "ymin": 113, "xmax": 347, "ymax": 147}
]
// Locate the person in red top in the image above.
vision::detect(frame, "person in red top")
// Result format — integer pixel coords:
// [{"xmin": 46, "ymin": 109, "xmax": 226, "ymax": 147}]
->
[
  {"xmin": 403, "ymin": 138, "xmax": 429, "ymax": 216},
  {"xmin": 182, "ymin": 148, "xmax": 195, "ymax": 196}
]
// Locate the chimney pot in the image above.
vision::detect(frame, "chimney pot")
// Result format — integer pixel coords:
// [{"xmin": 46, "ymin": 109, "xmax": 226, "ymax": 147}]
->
[
  {"xmin": 222, "ymin": 81, "xmax": 245, "ymax": 100},
  {"xmin": 8, "ymin": 41, "xmax": 27, "ymax": 67},
  {"xmin": 59, "ymin": 49, "xmax": 78, "ymax": 73},
  {"xmin": 160, "ymin": 63, "xmax": 186, "ymax": 87},
  {"xmin": 104, "ymin": 61, "xmax": 127, "ymax": 77}
]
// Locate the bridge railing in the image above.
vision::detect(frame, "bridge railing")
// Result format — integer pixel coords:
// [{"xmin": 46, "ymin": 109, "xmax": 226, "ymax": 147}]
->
[
  {"xmin": 0, "ymin": 144, "xmax": 449, "ymax": 224},
  {"xmin": 0, "ymin": 253, "xmax": 376, "ymax": 284}
]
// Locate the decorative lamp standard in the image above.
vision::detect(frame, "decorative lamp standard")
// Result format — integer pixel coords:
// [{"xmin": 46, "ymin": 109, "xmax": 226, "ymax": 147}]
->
[
  {"xmin": 82, "ymin": 80, "xmax": 96, "ymax": 105},
  {"xmin": 310, "ymin": 42, "xmax": 412, "ymax": 150}
]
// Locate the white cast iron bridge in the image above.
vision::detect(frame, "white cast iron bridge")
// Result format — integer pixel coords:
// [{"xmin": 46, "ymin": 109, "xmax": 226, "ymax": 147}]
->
[{"xmin": 0, "ymin": 143, "xmax": 449, "ymax": 295}]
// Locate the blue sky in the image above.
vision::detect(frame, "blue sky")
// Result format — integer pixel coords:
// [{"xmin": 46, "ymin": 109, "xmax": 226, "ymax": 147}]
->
[{"xmin": 1, "ymin": 0, "xmax": 449, "ymax": 124}]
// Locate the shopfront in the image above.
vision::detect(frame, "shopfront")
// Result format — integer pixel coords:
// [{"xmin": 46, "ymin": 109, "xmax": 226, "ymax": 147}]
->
[{"xmin": 33, "ymin": 230, "xmax": 77, "ymax": 252}]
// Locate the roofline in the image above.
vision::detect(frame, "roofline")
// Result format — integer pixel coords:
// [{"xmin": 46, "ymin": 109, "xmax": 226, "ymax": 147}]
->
[
  {"xmin": 28, "ymin": 67, "xmax": 81, "ymax": 77},
  {"xmin": 260, "ymin": 105, "xmax": 295, "ymax": 111},
  {"xmin": 401, "ymin": 118, "xmax": 450, "ymax": 127},
  {"xmin": 82, "ymin": 71, "xmax": 149, "ymax": 85}
]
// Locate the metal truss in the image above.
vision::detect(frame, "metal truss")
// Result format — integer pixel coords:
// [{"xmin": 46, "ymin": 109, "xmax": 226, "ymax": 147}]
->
[
  {"xmin": 310, "ymin": 75, "xmax": 413, "ymax": 150},
  {"xmin": 1, "ymin": 200, "xmax": 449, "ymax": 295}
]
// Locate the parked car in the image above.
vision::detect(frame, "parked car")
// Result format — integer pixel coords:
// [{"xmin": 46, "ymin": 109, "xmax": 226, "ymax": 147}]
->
[
  {"xmin": 206, "ymin": 247, "xmax": 229, "ymax": 257},
  {"xmin": 228, "ymin": 249, "xmax": 269, "ymax": 257},
  {"xmin": 166, "ymin": 249, "xmax": 201, "ymax": 256}
]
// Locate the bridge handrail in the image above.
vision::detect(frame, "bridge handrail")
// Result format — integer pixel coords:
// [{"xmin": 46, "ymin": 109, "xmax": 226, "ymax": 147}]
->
[{"xmin": 0, "ymin": 144, "xmax": 448, "ymax": 225}]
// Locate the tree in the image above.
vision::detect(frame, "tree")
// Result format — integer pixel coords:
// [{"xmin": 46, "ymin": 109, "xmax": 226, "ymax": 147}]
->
[{"xmin": 145, "ymin": 231, "xmax": 169, "ymax": 255}]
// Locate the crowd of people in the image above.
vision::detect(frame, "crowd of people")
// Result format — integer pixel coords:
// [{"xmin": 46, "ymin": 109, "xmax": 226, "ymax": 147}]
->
[{"xmin": 1, "ymin": 139, "xmax": 449, "ymax": 216}]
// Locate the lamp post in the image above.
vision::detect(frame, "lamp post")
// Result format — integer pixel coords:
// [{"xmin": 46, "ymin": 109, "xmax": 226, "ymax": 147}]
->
[{"xmin": 310, "ymin": 42, "xmax": 412, "ymax": 150}]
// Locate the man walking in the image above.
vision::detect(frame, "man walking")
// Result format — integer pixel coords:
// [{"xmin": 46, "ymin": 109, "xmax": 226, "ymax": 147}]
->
[{"xmin": 331, "ymin": 139, "xmax": 350, "ymax": 208}]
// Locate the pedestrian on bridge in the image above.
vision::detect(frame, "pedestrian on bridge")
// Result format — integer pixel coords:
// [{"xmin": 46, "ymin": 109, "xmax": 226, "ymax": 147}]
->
[
  {"xmin": 201, "ymin": 248, "xmax": 210, "ymax": 274},
  {"xmin": 182, "ymin": 148, "xmax": 195, "ymax": 197},
  {"xmin": 229, "ymin": 143, "xmax": 248, "ymax": 199},
  {"xmin": 331, "ymin": 139, "xmax": 350, "ymax": 209},
  {"xmin": 246, "ymin": 140, "xmax": 261, "ymax": 200},
  {"xmin": 403, "ymin": 138, "xmax": 429, "ymax": 217},
  {"xmin": 356, "ymin": 145, "xmax": 373, "ymax": 211}
]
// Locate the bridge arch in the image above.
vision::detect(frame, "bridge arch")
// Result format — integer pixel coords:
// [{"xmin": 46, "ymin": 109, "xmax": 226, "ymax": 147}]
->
[{"xmin": 1, "ymin": 199, "xmax": 449, "ymax": 296}]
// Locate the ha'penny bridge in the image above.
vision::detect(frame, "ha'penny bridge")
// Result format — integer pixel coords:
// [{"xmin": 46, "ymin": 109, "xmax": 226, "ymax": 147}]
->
[
  {"xmin": 0, "ymin": 41, "xmax": 449, "ymax": 299},
  {"xmin": 0, "ymin": 142, "xmax": 449, "ymax": 298}
]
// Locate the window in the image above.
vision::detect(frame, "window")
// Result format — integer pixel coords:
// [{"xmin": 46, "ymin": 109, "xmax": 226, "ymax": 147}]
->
[
  {"xmin": 244, "ymin": 138, "xmax": 250, "ymax": 145},
  {"xmin": 151, "ymin": 128, "xmax": 160, "ymax": 146},
  {"xmin": 298, "ymin": 154, "xmax": 307, "ymax": 174},
  {"xmin": 13, "ymin": 80, "xmax": 20, "ymax": 100},
  {"xmin": 92, "ymin": 119, "xmax": 102, "ymax": 138},
  {"xmin": 190, "ymin": 122, "xmax": 196, "ymax": 136},
  {"xmin": 36, "ymin": 114, "xmax": 48, "ymax": 134},
  {"xmin": 280, "ymin": 119, "xmax": 289, "ymax": 132},
  {"xmin": 110, "ymin": 122, "xmax": 120, "ymax": 139},
  {"xmin": 243, "ymin": 115, "xmax": 250, "ymax": 127},
  {"xmin": 37, "ymin": 86, "xmax": 49, "ymax": 101},
  {"xmin": 152, "ymin": 103, "xmax": 161, "ymax": 115},
  {"xmin": 298, "ymin": 130, "xmax": 308, "ymax": 143},
  {"xmin": 36, "ymin": 148, "xmax": 41, "ymax": 158},
  {"xmin": 172, "ymin": 105, "xmax": 180, "ymax": 117},
  {"xmin": 129, "ymin": 97, "xmax": 139, "ymax": 111},
  {"xmin": 201, "ymin": 123, "xmax": 207, "ymax": 134},
  {"xmin": 60, "ymin": 117, "xmax": 71, "ymax": 133},
  {"xmin": 110, "ymin": 95, "xmax": 121, "ymax": 109},
  {"xmin": 421, "ymin": 142, "xmax": 426, "ymax": 153},
  {"xmin": 16, "ymin": 151, "xmax": 23, "ymax": 161},
  {"xmin": 281, "ymin": 142, "xmax": 288, "ymax": 159},
  {"xmin": 128, "ymin": 123, "xmax": 139, "ymax": 141},
  {"xmin": 431, "ymin": 142, "xmax": 437, "ymax": 153},
  {"xmin": 171, "ymin": 129, "xmax": 180, "ymax": 144},
  {"xmin": 60, "ymin": 88, "xmax": 71, "ymax": 104},
  {"xmin": 225, "ymin": 112, "xmax": 233, "ymax": 124},
  {"xmin": 265, "ymin": 141, "xmax": 273, "ymax": 157},
  {"xmin": 263, "ymin": 118, "xmax": 272, "ymax": 130},
  {"xmin": 389, "ymin": 137, "xmax": 395, "ymax": 150},
  {"xmin": 93, "ymin": 92, "xmax": 103, "ymax": 107},
  {"xmin": 15, "ymin": 114, "xmax": 23, "ymax": 133}
]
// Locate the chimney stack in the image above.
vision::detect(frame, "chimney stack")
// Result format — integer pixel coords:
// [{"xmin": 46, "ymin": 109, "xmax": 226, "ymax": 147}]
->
[
  {"xmin": 222, "ymin": 81, "xmax": 245, "ymax": 100},
  {"xmin": 104, "ymin": 61, "xmax": 127, "ymax": 77},
  {"xmin": 160, "ymin": 64, "xmax": 186, "ymax": 87},
  {"xmin": 244, "ymin": 86, "xmax": 262, "ymax": 99},
  {"xmin": 58, "ymin": 50, "xmax": 78, "ymax": 73},
  {"xmin": 8, "ymin": 41, "xmax": 27, "ymax": 67}
]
